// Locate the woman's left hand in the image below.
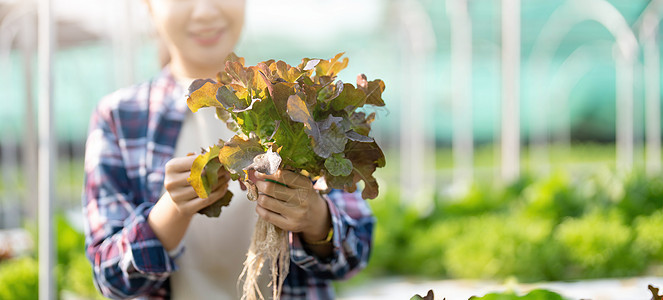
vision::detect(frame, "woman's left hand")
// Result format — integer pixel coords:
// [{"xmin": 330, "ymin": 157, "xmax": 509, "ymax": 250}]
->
[{"xmin": 254, "ymin": 170, "xmax": 332, "ymax": 244}]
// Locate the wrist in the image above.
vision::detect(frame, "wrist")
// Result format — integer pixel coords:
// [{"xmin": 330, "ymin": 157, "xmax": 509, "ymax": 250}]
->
[
  {"xmin": 301, "ymin": 194, "xmax": 332, "ymax": 243},
  {"xmin": 164, "ymin": 192, "xmax": 196, "ymax": 219},
  {"xmin": 148, "ymin": 193, "xmax": 193, "ymax": 251}
]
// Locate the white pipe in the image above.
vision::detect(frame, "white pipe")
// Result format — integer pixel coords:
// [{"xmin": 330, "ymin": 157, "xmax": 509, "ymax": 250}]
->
[
  {"xmin": 501, "ymin": 0, "xmax": 521, "ymax": 182},
  {"xmin": 38, "ymin": 0, "xmax": 56, "ymax": 298},
  {"xmin": 447, "ymin": 0, "xmax": 473, "ymax": 188},
  {"xmin": 640, "ymin": 13, "xmax": 662, "ymax": 175},
  {"xmin": 0, "ymin": 9, "xmax": 17, "ymax": 229},
  {"xmin": 21, "ymin": 9, "xmax": 38, "ymax": 220},
  {"xmin": 615, "ymin": 52, "xmax": 635, "ymax": 170},
  {"xmin": 111, "ymin": 0, "xmax": 135, "ymax": 88},
  {"xmin": 1, "ymin": 135, "xmax": 20, "ymax": 228},
  {"xmin": 548, "ymin": 42, "xmax": 611, "ymax": 154},
  {"xmin": 528, "ymin": 0, "xmax": 638, "ymax": 172},
  {"xmin": 397, "ymin": 0, "xmax": 436, "ymax": 203}
]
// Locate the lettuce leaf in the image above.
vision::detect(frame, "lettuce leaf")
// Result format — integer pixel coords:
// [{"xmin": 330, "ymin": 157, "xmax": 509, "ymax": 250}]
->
[{"xmin": 186, "ymin": 53, "xmax": 388, "ymax": 216}]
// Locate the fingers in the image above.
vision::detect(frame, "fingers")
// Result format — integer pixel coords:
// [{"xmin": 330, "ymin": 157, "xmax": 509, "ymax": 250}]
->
[
  {"xmin": 256, "ymin": 204, "xmax": 290, "ymax": 230},
  {"xmin": 168, "ymin": 185, "xmax": 199, "ymax": 202},
  {"xmin": 255, "ymin": 180, "xmax": 298, "ymax": 203},
  {"xmin": 165, "ymin": 155, "xmax": 198, "ymax": 173},
  {"xmin": 164, "ymin": 171, "xmax": 190, "ymax": 188},
  {"xmin": 257, "ymin": 194, "xmax": 290, "ymax": 214},
  {"xmin": 255, "ymin": 169, "xmax": 312, "ymax": 189},
  {"xmin": 181, "ymin": 182, "xmax": 229, "ymax": 213}
]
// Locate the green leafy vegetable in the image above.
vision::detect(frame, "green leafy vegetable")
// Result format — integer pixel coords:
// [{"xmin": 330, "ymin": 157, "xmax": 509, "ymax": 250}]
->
[
  {"xmin": 651, "ymin": 285, "xmax": 662, "ymax": 300},
  {"xmin": 186, "ymin": 146, "xmax": 234, "ymax": 217},
  {"xmin": 410, "ymin": 290, "xmax": 435, "ymax": 300},
  {"xmin": 186, "ymin": 52, "xmax": 387, "ymax": 217},
  {"xmin": 325, "ymin": 153, "xmax": 353, "ymax": 177}
]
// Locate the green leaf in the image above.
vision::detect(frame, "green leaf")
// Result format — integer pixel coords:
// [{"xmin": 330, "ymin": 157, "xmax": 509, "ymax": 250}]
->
[
  {"xmin": 215, "ymin": 85, "xmax": 244, "ymax": 111},
  {"xmin": 317, "ymin": 80, "xmax": 344, "ymax": 103},
  {"xmin": 187, "ymin": 145, "xmax": 222, "ymax": 199},
  {"xmin": 268, "ymin": 82, "xmax": 296, "ymax": 118},
  {"xmin": 217, "ymin": 135, "xmax": 266, "ymax": 177},
  {"xmin": 650, "ymin": 285, "xmax": 662, "ymax": 300},
  {"xmin": 287, "ymin": 93, "xmax": 318, "ymax": 137},
  {"xmin": 330, "ymin": 83, "xmax": 366, "ymax": 111},
  {"xmin": 356, "ymin": 74, "xmax": 386, "ymax": 107},
  {"xmin": 287, "ymin": 93, "xmax": 348, "ymax": 159},
  {"xmin": 410, "ymin": 290, "xmax": 434, "ymax": 300},
  {"xmin": 187, "ymin": 80, "xmax": 224, "ymax": 113},
  {"xmin": 226, "ymin": 60, "xmax": 253, "ymax": 88},
  {"xmin": 315, "ymin": 52, "xmax": 349, "ymax": 77},
  {"xmin": 345, "ymin": 130, "xmax": 374, "ymax": 143},
  {"xmin": 325, "ymin": 153, "xmax": 353, "ymax": 176},
  {"xmin": 276, "ymin": 60, "xmax": 305, "ymax": 83},
  {"xmin": 187, "ymin": 52, "xmax": 387, "ymax": 201},
  {"xmin": 344, "ymin": 141, "xmax": 385, "ymax": 199},
  {"xmin": 348, "ymin": 112, "xmax": 375, "ymax": 136},
  {"xmin": 297, "ymin": 83, "xmax": 319, "ymax": 108},
  {"xmin": 471, "ymin": 289, "xmax": 564, "ymax": 300},
  {"xmin": 198, "ymin": 190, "xmax": 233, "ymax": 218},
  {"xmin": 312, "ymin": 116, "xmax": 347, "ymax": 158}
]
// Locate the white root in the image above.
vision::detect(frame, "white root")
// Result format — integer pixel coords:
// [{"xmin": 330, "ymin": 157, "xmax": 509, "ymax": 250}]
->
[
  {"xmin": 239, "ymin": 179, "xmax": 290, "ymax": 300},
  {"xmin": 239, "ymin": 218, "xmax": 289, "ymax": 300}
]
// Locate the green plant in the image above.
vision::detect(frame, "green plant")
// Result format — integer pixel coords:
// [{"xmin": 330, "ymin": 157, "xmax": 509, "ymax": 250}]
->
[
  {"xmin": 519, "ymin": 172, "xmax": 584, "ymax": 222},
  {"xmin": 186, "ymin": 53, "xmax": 386, "ymax": 207},
  {"xmin": 359, "ymin": 168, "xmax": 663, "ymax": 284},
  {"xmin": 617, "ymin": 172, "xmax": 663, "ymax": 223},
  {"xmin": 0, "ymin": 257, "xmax": 39, "ymax": 300},
  {"xmin": 409, "ymin": 288, "xmax": 566, "ymax": 300},
  {"xmin": 18, "ymin": 214, "xmax": 100, "ymax": 299},
  {"xmin": 63, "ymin": 255, "xmax": 103, "ymax": 299},
  {"xmin": 186, "ymin": 53, "xmax": 386, "ymax": 299},
  {"xmin": 443, "ymin": 215, "xmax": 559, "ymax": 282},
  {"xmin": 471, "ymin": 289, "xmax": 565, "ymax": 300},
  {"xmin": 554, "ymin": 211, "xmax": 645, "ymax": 278},
  {"xmin": 634, "ymin": 209, "xmax": 663, "ymax": 261}
]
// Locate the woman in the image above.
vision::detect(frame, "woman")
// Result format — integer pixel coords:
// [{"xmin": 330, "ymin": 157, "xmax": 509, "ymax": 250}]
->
[{"xmin": 82, "ymin": 0, "xmax": 375, "ymax": 299}]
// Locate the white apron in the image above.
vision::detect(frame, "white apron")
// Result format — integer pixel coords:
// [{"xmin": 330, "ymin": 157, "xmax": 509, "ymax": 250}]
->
[{"xmin": 169, "ymin": 102, "xmax": 269, "ymax": 300}]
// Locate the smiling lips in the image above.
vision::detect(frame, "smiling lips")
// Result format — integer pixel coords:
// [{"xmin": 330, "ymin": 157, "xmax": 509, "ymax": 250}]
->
[{"xmin": 191, "ymin": 28, "xmax": 224, "ymax": 46}]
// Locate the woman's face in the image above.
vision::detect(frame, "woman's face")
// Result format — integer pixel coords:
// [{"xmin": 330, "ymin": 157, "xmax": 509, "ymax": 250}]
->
[{"xmin": 146, "ymin": 0, "xmax": 245, "ymax": 76}]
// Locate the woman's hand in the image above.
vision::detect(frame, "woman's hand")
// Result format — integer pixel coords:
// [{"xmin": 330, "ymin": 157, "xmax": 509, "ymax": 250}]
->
[
  {"xmin": 148, "ymin": 155, "xmax": 231, "ymax": 251},
  {"xmin": 163, "ymin": 155, "xmax": 231, "ymax": 216},
  {"xmin": 254, "ymin": 170, "xmax": 332, "ymax": 250}
]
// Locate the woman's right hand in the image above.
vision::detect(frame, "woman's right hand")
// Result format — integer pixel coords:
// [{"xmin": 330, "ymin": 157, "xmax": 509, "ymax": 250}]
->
[
  {"xmin": 149, "ymin": 155, "xmax": 231, "ymax": 251},
  {"xmin": 163, "ymin": 155, "xmax": 231, "ymax": 216}
]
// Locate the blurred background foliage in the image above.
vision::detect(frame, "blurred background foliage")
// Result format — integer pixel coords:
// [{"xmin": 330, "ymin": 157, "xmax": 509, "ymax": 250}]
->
[
  {"xmin": 354, "ymin": 167, "xmax": 663, "ymax": 285},
  {"xmin": 3, "ymin": 163, "xmax": 662, "ymax": 298}
]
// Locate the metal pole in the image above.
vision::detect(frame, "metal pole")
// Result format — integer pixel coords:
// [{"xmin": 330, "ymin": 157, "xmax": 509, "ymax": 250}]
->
[
  {"xmin": 38, "ymin": 0, "xmax": 55, "ymax": 298},
  {"xmin": 501, "ymin": 0, "xmax": 521, "ymax": 181},
  {"xmin": 615, "ymin": 51, "xmax": 634, "ymax": 172},
  {"xmin": 398, "ymin": 0, "xmax": 436, "ymax": 203},
  {"xmin": 21, "ymin": 10, "xmax": 37, "ymax": 220},
  {"xmin": 448, "ymin": 0, "xmax": 474, "ymax": 188},
  {"xmin": 112, "ymin": 0, "xmax": 135, "ymax": 88},
  {"xmin": 1, "ymin": 134, "xmax": 19, "ymax": 228},
  {"xmin": 643, "ymin": 16, "xmax": 661, "ymax": 175}
]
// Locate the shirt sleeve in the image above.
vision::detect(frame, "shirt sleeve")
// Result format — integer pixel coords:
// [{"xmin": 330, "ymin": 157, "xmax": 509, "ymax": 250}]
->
[
  {"xmin": 289, "ymin": 189, "xmax": 375, "ymax": 280},
  {"xmin": 82, "ymin": 103, "xmax": 177, "ymax": 298}
]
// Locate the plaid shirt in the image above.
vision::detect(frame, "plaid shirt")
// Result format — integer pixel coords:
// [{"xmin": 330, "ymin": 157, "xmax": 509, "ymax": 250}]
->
[{"xmin": 83, "ymin": 67, "xmax": 375, "ymax": 299}]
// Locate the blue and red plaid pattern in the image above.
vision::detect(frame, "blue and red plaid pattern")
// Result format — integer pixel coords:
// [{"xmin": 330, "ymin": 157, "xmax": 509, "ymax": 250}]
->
[{"xmin": 82, "ymin": 67, "xmax": 375, "ymax": 299}]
